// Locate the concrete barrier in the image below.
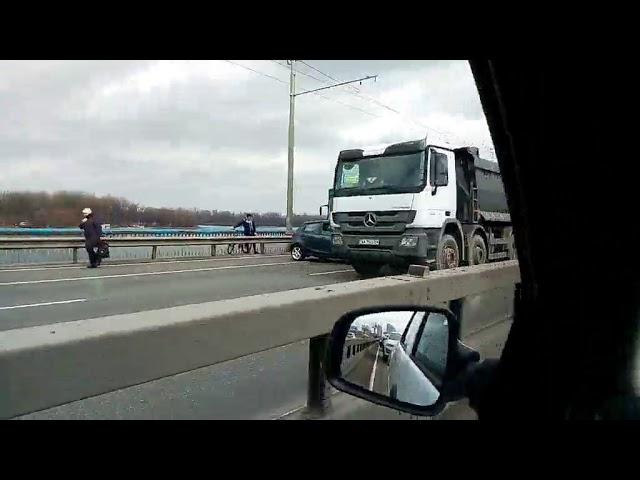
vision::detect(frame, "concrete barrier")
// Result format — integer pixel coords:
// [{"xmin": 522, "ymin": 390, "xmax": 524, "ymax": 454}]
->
[
  {"xmin": 0, "ymin": 260, "xmax": 519, "ymax": 419},
  {"xmin": 342, "ymin": 338, "xmax": 378, "ymax": 377}
]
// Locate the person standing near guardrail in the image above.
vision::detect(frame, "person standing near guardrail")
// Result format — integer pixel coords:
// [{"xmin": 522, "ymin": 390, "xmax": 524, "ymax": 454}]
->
[
  {"xmin": 234, "ymin": 213, "xmax": 257, "ymax": 254},
  {"xmin": 79, "ymin": 208, "xmax": 103, "ymax": 268}
]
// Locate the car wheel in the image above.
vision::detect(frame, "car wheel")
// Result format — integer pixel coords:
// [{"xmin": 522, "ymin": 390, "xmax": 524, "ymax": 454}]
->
[{"xmin": 290, "ymin": 244, "xmax": 305, "ymax": 261}]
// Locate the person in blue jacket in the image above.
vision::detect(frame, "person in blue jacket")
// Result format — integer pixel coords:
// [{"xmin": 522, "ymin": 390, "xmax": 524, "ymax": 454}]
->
[{"xmin": 234, "ymin": 213, "xmax": 257, "ymax": 253}]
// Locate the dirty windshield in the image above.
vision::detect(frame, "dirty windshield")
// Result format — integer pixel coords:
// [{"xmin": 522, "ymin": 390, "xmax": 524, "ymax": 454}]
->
[
  {"xmin": 334, "ymin": 152, "xmax": 426, "ymax": 195},
  {"xmin": 0, "ymin": 60, "xmax": 510, "ymax": 420}
]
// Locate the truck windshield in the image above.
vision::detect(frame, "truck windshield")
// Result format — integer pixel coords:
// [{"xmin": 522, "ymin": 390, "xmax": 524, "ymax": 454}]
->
[{"xmin": 334, "ymin": 151, "xmax": 426, "ymax": 196}]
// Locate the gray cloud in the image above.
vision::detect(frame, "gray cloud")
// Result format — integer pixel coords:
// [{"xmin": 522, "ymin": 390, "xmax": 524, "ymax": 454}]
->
[{"xmin": 0, "ymin": 60, "xmax": 493, "ymax": 214}]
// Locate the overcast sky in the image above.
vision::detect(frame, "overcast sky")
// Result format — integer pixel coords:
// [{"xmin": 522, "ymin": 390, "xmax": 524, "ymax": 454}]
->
[
  {"xmin": 0, "ymin": 60, "xmax": 494, "ymax": 214},
  {"xmin": 353, "ymin": 310, "xmax": 416, "ymax": 333}
]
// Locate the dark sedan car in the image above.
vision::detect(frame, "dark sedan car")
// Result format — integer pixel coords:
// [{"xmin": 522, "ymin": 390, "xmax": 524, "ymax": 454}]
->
[{"xmin": 289, "ymin": 220, "xmax": 337, "ymax": 261}]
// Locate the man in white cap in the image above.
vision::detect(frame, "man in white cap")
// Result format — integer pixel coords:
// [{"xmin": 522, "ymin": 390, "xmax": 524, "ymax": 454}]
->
[{"xmin": 79, "ymin": 208, "xmax": 102, "ymax": 268}]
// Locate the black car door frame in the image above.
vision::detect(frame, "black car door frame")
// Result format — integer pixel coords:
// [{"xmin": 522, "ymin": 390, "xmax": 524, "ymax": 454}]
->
[{"xmin": 469, "ymin": 59, "xmax": 636, "ymax": 419}]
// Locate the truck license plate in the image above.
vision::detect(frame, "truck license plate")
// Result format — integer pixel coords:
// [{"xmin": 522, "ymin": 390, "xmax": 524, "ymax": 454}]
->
[{"xmin": 359, "ymin": 239, "xmax": 380, "ymax": 246}]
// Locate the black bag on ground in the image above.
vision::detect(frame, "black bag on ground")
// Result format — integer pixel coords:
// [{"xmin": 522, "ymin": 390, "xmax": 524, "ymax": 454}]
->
[{"xmin": 97, "ymin": 240, "xmax": 110, "ymax": 258}]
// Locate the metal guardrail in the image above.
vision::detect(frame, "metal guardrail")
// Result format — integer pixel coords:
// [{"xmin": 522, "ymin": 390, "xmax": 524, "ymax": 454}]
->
[
  {"xmin": 104, "ymin": 231, "xmax": 289, "ymax": 238},
  {"xmin": 342, "ymin": 338, "xmax": 378, "ymax": 377},
  {"xmin": 0, "ymin": 235, "xmax": 292, "ymax": 262},
  {"xmin": 0, "ymin": 260, "xmax": 520, "ymax": 419},
  {"xmin": 0, "ymin": 228, "xmax": 293, "ymax": 237}
]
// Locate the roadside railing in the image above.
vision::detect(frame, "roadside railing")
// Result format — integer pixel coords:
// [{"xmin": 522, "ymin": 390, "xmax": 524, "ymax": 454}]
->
[
  {"xmin": 105, "ymin": 231, "xmax": 289, "ymax": 238},
  {"xmin": 0, "ymin": 260, "xmax": 520, "ymax": 419},
  {"xmin": 0, "ymin": 235, "xmax": 292, "ymax": 263}
]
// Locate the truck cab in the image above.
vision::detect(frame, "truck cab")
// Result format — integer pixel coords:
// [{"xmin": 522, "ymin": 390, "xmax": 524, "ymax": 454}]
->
[{"xmin": 329, "ymin": 135, "xmax": 513, "ymax": 276}]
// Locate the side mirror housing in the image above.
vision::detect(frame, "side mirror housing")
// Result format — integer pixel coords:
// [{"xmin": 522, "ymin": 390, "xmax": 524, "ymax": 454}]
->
[
  {"xmin": 325, "ymin": 305, "xmax": 479, "ymax": 417},
  {"xmin": 430, "ymin": 150, "xmax": 449, "ymax": 193}
]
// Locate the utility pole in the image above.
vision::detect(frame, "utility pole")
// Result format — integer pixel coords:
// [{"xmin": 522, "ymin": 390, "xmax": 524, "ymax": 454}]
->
[
  {"xmin": 284, "ymin": 60, "xmax": 377, "ymax": 234},
  {"xmin": 286, "ymin": 61, "xmax": 296, "ymax": 234}
]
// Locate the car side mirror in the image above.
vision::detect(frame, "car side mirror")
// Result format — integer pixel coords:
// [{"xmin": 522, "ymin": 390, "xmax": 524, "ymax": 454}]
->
[{"xmin": 325, "ymin": 305, "xmax": 480, "ymax": 417}]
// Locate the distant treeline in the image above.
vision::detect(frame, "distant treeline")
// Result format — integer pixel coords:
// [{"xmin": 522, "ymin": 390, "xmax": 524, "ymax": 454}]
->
[{"xmin": 0, "ymin": 191, "xmax": 323, "ymax": 227}]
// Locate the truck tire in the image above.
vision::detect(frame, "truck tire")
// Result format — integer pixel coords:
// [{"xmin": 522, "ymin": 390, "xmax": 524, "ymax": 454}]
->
[
  {"xmin": 379, "ymin": 264, "xmax": 407, "ymax": 276},
  {"xmin": 352, "ymin": 262, "xmax": 382, "ymax": 277},
  {"xmin": 470, "ymin": 234, "xmax": 488, "ymax": 265},
  {"xmin": 437, "ymin": 234, "xmax": 460, "ymax": 270}
]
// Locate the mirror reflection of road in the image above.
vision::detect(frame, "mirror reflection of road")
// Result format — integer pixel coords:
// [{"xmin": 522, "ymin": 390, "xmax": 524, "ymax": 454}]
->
[{"xmin": 344, "ymin": 343, "xmax": 390, "ymax": 396}]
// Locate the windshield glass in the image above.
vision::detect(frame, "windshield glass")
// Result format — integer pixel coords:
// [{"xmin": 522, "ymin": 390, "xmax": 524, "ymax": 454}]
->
[
  {"xmin": 0, "ymin": 60, "xmax": 511, "ymax": 421},
  {"xmin": 334, "ymin": 151, "xmax": 426, "ymax": 195}
]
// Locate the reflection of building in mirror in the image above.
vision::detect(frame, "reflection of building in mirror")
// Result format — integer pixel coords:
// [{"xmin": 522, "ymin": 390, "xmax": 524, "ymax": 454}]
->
[{"xmin": 342, "ymin": 311, "xmax": 415, "ymax": 399}]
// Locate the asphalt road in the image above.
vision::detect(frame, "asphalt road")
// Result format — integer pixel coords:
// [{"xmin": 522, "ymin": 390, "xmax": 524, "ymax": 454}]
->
[
  {"xmin": 0, "ymin": 254, "xmax": 358, "ymax": 331},
  {"xmin": 6, "ymin": 257, "xmax": 515, "ymax": 420},
  {"xmin": 344, "ymin": 344, "xmax": 390, "ymax": 396}
]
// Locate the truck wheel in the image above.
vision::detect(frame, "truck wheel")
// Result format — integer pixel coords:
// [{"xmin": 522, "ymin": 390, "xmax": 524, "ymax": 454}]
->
[
  {"xmin": 437, "ymin": 234, "xmax": 460, "ymax": 270},
  {"xmin": 379, "ymin": 264, "xmax": 407, "ymax": 276},
  {"xmin": 352, "ymin": 262, "xmax": 382, "ymax": 277},
  {"xmin": 470, "ymin": 234, "xmax": 488, "ymax": 265},
  {"xmin": 290, "ymin": 245, "xmax": 305, "ymax": 261}
]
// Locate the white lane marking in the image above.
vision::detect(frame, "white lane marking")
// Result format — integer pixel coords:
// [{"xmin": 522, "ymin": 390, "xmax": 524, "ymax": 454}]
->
[
  {"xmin": 0, "ymin": 261, "xmax": 296, "ymax": 286},
  {"xmin": 369, "ymin": 344, "xmax": 380, "ymax": 391},
  {"xmin": 273, "ymin": 405, "xmax": 306, "ymax": 420},
  {"xmin": 0, "ymin": 298, "xmax": 87, "ymax": 310},
  {"xmin": 308, "ymin": 269, "xmax": 354, "ymax": 276},
  {"xmin": 0, "ymin": 254, "xmax": 290, "ymax": 273}
]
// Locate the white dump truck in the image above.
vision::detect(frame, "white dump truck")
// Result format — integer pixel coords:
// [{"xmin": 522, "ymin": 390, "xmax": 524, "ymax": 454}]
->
[{"xmin": 327, "ymin": 134, "xmax": 514, "ymax": 276}]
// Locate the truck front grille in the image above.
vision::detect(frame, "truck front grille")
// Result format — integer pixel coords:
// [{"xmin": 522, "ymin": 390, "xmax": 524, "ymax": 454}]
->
[{"xmin": 333, "ymin": 210, "xmax": 416, "ymax": 234}]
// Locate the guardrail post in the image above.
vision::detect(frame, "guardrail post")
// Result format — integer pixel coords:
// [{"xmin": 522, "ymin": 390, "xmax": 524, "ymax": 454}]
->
[
  {"xmin": 72, "ymin": 248, "xmax": 78, "ymax": 264},
  {"xmin": 260, "ymin": 243, "xmax": 265, "ymax": 254},
  {"xmin": 303, "ymin": 334, "xmax": 332, "ymax": 418},
  {"xmin": 211, "ymin": 244, "xmax": 216, "ymax": 256},
  {"xmin": 151, "ymin": 245, "xmax": 158, "ymax": 260}
]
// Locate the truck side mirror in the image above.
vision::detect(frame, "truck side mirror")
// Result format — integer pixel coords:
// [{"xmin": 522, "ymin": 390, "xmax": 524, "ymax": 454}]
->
[
  {"xmin": 320, "ymin": 205, "xmax": 329, "ymax": 218},
  {"xmin": 430, "ymin": 151, "xmax": 449, "ymax": 194}
]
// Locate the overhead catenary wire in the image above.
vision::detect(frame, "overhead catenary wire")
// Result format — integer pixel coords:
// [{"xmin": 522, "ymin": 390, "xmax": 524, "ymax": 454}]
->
[
  {"xmin": 297, "ymin": 61, "xmax": 455, "ymax": 137},
  {"xmin": 230, "ymin": 60, "xmax": 494, "ymax": 156},
  {"xmin": 226, "ymin": 60, "xmax": 381, "ymax": 119},
  {"xmin": 224, "ymin": 60, "xmax": 382, "ymax": 118},
  {"xmin": 268, "ymin": 61, "xmax": 384, "ymax": 119},
  {"xmin": 299, "ymin": 60, "xmax": 401, "ymax": 113},
  {"xmin": 223, "ymin": 60, "xmax": 289, "ymax": 85},
  {"xmin": 272, "ymin": 60, "xmax": 331, "ymax": 85}
]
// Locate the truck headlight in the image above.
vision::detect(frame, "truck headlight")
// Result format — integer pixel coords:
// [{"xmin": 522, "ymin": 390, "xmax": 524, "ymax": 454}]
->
[
  {"xmin": 332, "ymin": 234, "xmax": 343, "ymax": 246},
  {"xmin": 400, "ymin": 236, "xmax": 418, "ymax": 247}
]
